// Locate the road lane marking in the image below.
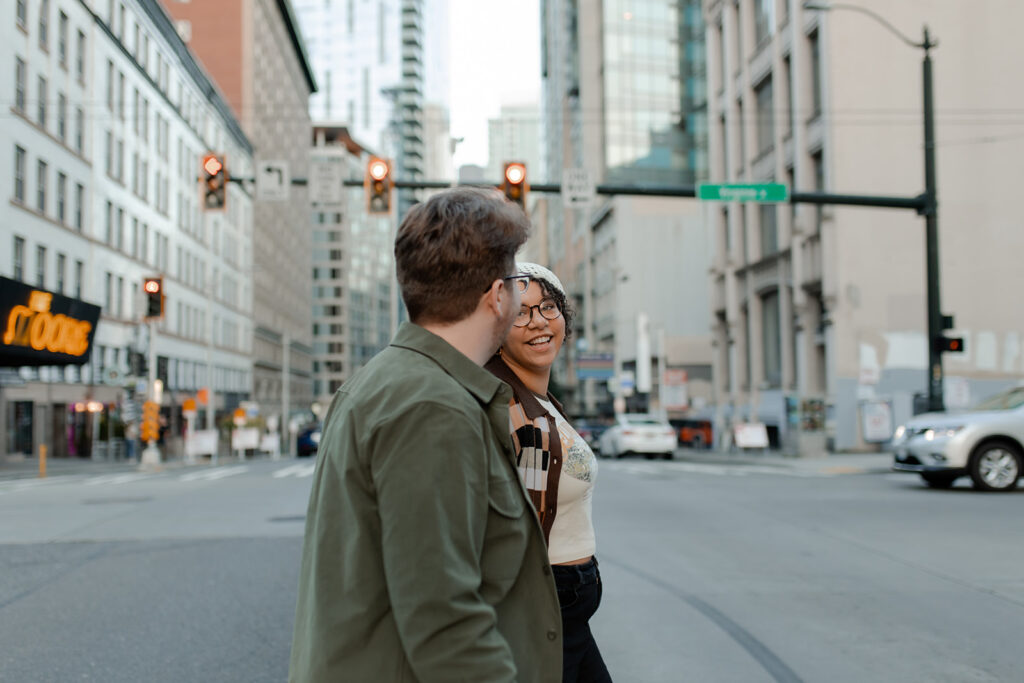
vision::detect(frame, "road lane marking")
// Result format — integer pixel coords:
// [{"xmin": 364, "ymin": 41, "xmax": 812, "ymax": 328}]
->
[
  {"xmin": 272, "ymin": 463, "xmax": 316, "ymax": 478},
  {"xmin": 83, "ymin": 473, "xmax": 153, "ymax": 486},
  {"xmin": 179, "ymin": 466, "xmax": 249, "ymax": 482}
]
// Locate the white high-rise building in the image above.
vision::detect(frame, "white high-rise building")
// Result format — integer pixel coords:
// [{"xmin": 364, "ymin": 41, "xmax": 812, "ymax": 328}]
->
[
  {"xmin": 487, "ymin": 104, "xmax": 543, "ymax": 185},
  {"xmin": 1, "ymin": 0, "xmax": 255, "ymax": 459}
]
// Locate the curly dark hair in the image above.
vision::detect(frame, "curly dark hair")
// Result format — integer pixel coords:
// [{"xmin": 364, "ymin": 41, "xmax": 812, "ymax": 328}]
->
[{"xmin": 533, "ymin": 277, "xmax": 576, "ymax": 342}]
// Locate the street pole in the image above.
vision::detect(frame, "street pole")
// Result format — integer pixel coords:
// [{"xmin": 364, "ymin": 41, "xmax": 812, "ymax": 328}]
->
[
  {"xmin": 921, "ymin": 27, "xmax": 944, "ymax": 412},
  {"xmin": 281, "ymin": 330, "xmax": 290, "ymax": 459},
  {"xmin": 141, "ymin": 320, "xmax": 161, "ymax": 465}
]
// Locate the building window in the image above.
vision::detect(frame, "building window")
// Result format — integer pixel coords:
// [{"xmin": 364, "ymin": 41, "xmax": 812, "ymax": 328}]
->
[
  {"xmin": 106, "ymin": 60, "xmax": 114, "ymax": 110},
  {"xmin": 755, "ymin": 77, "xmax": 774, "ymax": 155},
  {"xmin": 74, "ymin": 184, "xmax": 84, "ymax": 231},
  {"xmin": 16, "ymin": 1, "xmax": 26, "ymax": 28},
  {"xmin": 117, "ymin": 139, "xmax": 124, "ymax": 180},
  {"xmin": 56, "ymin": 172, "xmax": 66, "ymax": 223},
  {"xmin": 37, "ymin": 76, "xmax": 47, "ymax": 128},
  {"xmin": 809, "ymin": 30, "xmax": 822, "ymax": 118},
  {"xmin": 74, "ymin": 260, "xmax": 83, "ymax": 298},
  {"xmin": 105, "ymin": 131, "xmax": 113, "ymax": 176},
  {"xmin": 13, "ymin": 146, "xmax": 26, "ymax": 203},
  {"xmin": 812, "ymin": 150, "xmax": 824, "ymax": 231},
  {"xmin": 104, "ymin": 272, "xmax": 112, "ymax": 313},
  {"xmin": 761, "ymin": 291, "xmax": 781, "ymax": 388},
  {"xmin": 35, "ymin": 245, "xmax": 46, "ymax": 287},
  {"xmin": 754, "ymin": 0, "xmax": 774, "ymax": 46},
  {"xmin": 759, "ymin": 203, "xmax": 778, "ymax": 257},
  {"xmin": 13, "ymin": 237, "xmax": 25, "ymax": 281},
  {"xmin": 38, "ymin": 0, "xmax": 49, "ymax": 50},
  {"xmin": 783, "ymin": 56, "xmax": 794, "ymax": 136},
  {"xmin": 56, "ymin": 253, "xmax": 66, "ymax": 294},
  {"xmin": 75, "ymin": 107, "xmax": 84, "ymax": 153},
  {"xmin": 76, "ymin": 30, "xmax": 85, "ymax": 82},
  {"xmin": 15, "ymin": 57, "xmax": 25, "ymax": 112},
  {"xmin": 36, "ymin": 160, "xmax": 47, "ymax": 213},
  {"xmin": 105, "ymin": 201, "xmax": 113, "ymax": 243},
  {"xmin": 57, "ymin": 92, "xmax": 67, "ymax": 140},
  {"xmin": 116, "ymin": 276, "xmax": 124, "ymax": 318},
  {"xmin": 58, "ymin": 11, "xmax": 68, "ymax": 66},
  {"xmin": 117, "ymin": 208, "xmax": 124, "ymax": 251},
  {"xmin": 118, "ymin": 72, "xmax": 125, "ymax": 120}
]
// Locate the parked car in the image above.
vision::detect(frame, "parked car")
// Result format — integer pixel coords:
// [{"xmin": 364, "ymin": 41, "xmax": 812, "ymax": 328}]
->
[
  {"xmin": 892, "ymin": 386, "xmax": 1024, "ymax": 491},
  {"xmin": 297, "ymin": 423, "xmax": 322, "ymax": 457},
  {"xmin": 598, "ymin": 413, "xmax": 677, "ymax": 460},
  {"xmin": 672, "ymin": 419, "xmax": 713, "ymax": 449},
  {"xmin": 574, "ymin": 419, "xmax": 610, "ymax": 452}
]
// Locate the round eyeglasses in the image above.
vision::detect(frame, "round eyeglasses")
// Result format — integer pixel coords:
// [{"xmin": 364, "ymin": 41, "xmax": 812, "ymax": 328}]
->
[{"xmin": 513, "ymin": 299, "xmax": 562, "ymax": 327}]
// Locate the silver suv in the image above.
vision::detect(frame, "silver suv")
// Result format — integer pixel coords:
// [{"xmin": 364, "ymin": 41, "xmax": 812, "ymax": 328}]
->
[{"xmin": 892, "ymin": 386, "xmax": 1024, "ymax": 491}]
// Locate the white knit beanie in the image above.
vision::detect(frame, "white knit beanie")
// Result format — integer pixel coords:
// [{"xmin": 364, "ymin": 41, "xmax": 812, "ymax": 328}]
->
[{"xmin": 516, "ymin": 262, "xmax": 566, "ymax": 297}]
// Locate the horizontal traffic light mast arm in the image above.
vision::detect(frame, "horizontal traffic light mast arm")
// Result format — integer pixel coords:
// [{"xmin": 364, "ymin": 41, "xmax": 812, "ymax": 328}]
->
[{"xmin": 228, "ymin": 176, "xmax": 925, "ymax": 211}]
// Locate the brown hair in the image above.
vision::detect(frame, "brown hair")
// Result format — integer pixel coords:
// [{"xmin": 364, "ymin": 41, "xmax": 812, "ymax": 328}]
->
[{"xmin": 395, "ymin": 187, "xmax": 530, "ymax": 324}]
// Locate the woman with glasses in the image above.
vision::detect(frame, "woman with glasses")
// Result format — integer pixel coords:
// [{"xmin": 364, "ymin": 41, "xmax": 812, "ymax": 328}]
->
[{"xmin": 486, "ymin": 263, "xmax": 612, "ymax": 683}]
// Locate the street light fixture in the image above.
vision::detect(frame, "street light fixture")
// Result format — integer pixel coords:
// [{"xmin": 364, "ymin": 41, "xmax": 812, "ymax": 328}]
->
[{"xmin": 803, "ymin": 2, "xmax": 947, "ymax": 412}]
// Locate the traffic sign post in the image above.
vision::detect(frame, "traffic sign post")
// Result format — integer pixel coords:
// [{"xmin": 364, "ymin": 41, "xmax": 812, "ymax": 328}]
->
[
  {"xmin": 697, "ymin": 183, "xmax": 789, "ymax": 203},
  {"xmin": 309, "ymin": 157, "xmax": 345, "ymax": 207},
  {"xmin": 562, "ymin": 168, "xmax": 595, "ymax": 209}
]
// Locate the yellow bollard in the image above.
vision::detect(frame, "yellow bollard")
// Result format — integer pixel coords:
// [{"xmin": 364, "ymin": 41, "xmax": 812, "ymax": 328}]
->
[{"xmin": 39, "ymin": 444, "xmax": 47, "ymax": 478}]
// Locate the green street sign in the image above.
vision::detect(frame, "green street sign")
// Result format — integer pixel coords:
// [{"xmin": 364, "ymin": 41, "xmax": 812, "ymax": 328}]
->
[{"xmin": 698, "ymin": 183, "xmax": 789, "ymax": 203}]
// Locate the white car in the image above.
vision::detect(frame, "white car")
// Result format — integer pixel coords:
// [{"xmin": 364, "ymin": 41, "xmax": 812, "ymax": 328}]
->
[
  {"xmin": 892, "ymin": 386, "xmax": 1024, "ymax": 491},
  {"xmin": 598, "ymin": 414, "xmax": 677, "ymax": 460}
]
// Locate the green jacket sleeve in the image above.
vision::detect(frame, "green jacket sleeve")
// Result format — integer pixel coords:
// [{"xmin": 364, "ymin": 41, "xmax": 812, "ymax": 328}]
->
[{"xmin": 370, "ymin": 401, "xmax": 517, "ymax": 683}]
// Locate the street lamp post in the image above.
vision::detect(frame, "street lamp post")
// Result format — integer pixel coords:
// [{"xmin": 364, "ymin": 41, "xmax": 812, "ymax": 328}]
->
[{"xmin": 803, "ymin": 2, "xmax": 946, "ymax": 412}]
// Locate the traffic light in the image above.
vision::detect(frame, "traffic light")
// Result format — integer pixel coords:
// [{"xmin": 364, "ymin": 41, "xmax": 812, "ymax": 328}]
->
[
  {"xmin": 143, "ymin": 277, "xmax": 164, "ymax": 320},
  {"xmin": 938, "ymin": 336, "xmax": 965, "ymax": 354},
  {"xmin": 141, "ymin": 401, "xmax": 160, "ymax": 443},
  {"xmin": 501, "ymin": 162, "xmax": 528, "ymax": 210},
  {"xmin": 365, "ymin": 157, "xmax": 392, "ymax": 215},
  {"xmin": 201, "ymin": 153, "xmax": 227, "ymax": 211}
]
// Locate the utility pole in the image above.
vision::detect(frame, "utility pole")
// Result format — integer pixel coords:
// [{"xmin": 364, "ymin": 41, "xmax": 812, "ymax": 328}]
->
[{"xmin": 921, "ymin": 27, "xmax": 944, "ymax": 412}]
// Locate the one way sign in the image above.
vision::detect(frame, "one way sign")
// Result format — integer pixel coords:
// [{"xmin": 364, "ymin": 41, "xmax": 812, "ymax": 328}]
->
[{"xmin": 258, "ymin": 161, "xmax": 290, "ymax": 201}]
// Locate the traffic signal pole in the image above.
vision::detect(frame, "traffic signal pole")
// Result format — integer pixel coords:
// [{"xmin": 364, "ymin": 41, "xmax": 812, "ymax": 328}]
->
[{"xmin": 141, "ymin": 320, "xmax": 160, "ymax": 466}]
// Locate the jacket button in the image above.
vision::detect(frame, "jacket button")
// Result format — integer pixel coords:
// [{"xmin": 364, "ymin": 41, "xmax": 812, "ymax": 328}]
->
[{"xmin": 547, "ymin": 629, "xmax": 558, "ymax": 641}]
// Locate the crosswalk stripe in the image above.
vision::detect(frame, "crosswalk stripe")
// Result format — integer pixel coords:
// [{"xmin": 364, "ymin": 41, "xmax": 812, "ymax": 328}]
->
[
  {"xmin": 179, "ymin": 466, "xmax": 249, "ymax": 482},
  {"xmin": 83, "ymin": 473, "xmax": 152, "ymax": 486},
  {"xmin": 272, "ymin": 463, "xmax": 316, "ymax": 479}
]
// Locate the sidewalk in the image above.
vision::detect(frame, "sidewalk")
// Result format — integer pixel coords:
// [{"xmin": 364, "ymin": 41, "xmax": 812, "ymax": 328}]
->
[{"xmin": 671, "ymin": 448, "xmax": 893, "ymax": 475}]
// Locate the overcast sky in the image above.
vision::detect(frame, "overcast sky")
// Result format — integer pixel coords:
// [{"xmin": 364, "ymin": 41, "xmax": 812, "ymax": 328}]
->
[{"xmin": 447, "ymin": 0, "xmax": 541, "ymax": 170}]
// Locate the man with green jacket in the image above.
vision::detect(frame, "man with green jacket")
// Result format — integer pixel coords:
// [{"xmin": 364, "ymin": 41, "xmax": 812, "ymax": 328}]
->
[{"xmin": 289, "ymin": 188, "xmax": 563, "ymax": 682}]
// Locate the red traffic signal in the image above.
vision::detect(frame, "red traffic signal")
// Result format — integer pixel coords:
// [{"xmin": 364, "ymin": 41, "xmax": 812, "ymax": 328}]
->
[
  {"xmin": 143, "ymin": 277, "xmax": 164, "ymax": 320},
  {"xmin": 501, "ymin": 162, "xmax": 528, "ymax": 210},
  {"xmin": 938, "ymin": 336, "xmax": 965, "ymax": 353},
  {"xmin": 201, "ymin": 153, "xmax": 227, "ymax": 211},
  {"xmin": 365, "ymin": 157, "xmax": 392, "ymax": 215}
]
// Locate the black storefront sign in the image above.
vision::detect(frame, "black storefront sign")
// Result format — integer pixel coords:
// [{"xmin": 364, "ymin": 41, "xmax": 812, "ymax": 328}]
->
[{"xmin": 0, "ymin": 276, "xmax": 101, "ymax": 367}]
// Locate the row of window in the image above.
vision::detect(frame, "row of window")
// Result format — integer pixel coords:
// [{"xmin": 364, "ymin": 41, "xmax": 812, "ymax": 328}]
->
[
  {"xmin": 13, "ymin": 146, "xmax": 86, "ymax": 230},
  {"xmin": 16, "ymin": 0, "xmax": 87, "ymax": 82},
  {"xmin": 10, "ymin": 235, "xmax": 84, "ymax": 299},
  {"xmin": 14, "ymin": 56, "xmax": 87, "ymax": 155}
]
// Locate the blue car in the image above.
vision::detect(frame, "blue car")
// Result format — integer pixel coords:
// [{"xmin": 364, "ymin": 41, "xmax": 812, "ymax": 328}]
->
[{"xmin": 297, "ymin": 423, "xmax": 322, "ymax": 457}]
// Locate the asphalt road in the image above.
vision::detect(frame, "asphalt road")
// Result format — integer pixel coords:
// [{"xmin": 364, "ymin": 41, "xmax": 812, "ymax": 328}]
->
[{"xmin": 1, "ymin": 457, "xmax": 1021, "ymax": 682}]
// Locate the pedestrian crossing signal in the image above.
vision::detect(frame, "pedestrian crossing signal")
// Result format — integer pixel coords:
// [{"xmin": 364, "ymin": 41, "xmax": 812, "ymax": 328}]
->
[
  {"xmin": 201, "ymin": 154, "xmax": 227, "ymax": 211},
  {"xmin": 141, "ymin": 401, "xmax": 160, "ymax": 442},
  {"xmin": 365, "ymin": 157, "xmax": 392, "ymax": 215},
  {"xmin": 501, "ymin": 162, "xmax": 528, "ymax": 210}
]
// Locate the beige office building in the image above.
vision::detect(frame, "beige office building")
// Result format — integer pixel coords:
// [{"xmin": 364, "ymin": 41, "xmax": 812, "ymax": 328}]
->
[{"xmin": 704, "ymin": 0, "xmax": 1024, "ymax": 451}]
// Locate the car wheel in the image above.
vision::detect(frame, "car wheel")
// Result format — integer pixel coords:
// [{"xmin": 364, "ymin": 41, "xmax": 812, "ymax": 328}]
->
[
  {"xmin": 920, "ymin": 472, "xmax": 958, "ymax": 489},
  {"xmin": 662, "ymin": 451, "xmax": 674, "ymax": 461},
  {"xmin": 968, "ymin": 442, "xmax": 1022, "ymax": 492}
]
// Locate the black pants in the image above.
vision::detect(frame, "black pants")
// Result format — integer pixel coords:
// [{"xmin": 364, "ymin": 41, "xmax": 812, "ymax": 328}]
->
[{"xmin": 552, "ymin": 557, "xmax": 612, "ymax": 683}]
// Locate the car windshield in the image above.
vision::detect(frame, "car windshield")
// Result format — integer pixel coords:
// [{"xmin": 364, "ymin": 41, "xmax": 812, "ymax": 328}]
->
[
  {"xmin": 971, "ymin": 387, "xmax": 1024, "ymax": 411},
  {"xmin": 623, "ymin": 415, "xmax": 663, "ymax": 425}
]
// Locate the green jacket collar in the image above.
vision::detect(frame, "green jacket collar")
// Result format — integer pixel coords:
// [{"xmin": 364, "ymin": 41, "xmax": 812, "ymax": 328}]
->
[{"xmin": 391, "ymin": 322, "xmax": 506, "ymax": 405}]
